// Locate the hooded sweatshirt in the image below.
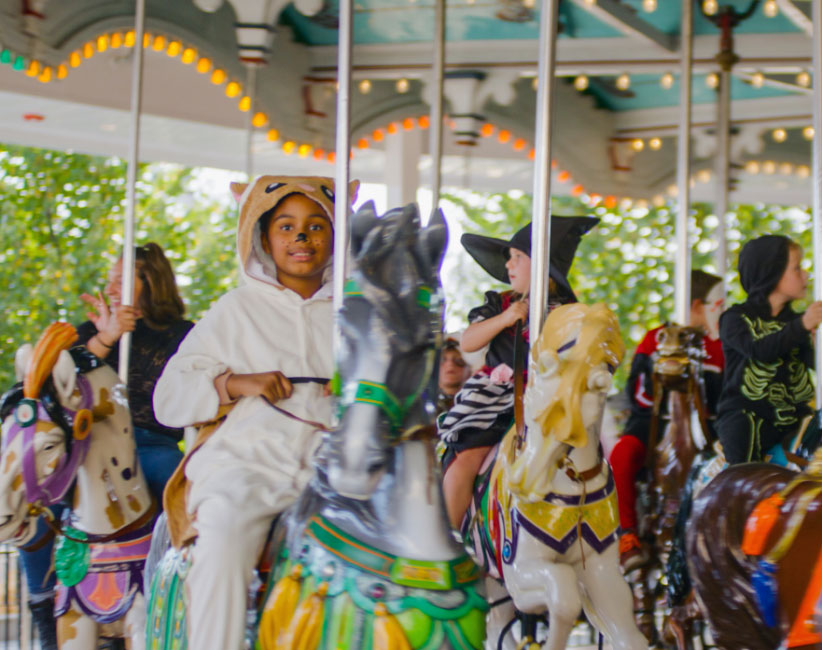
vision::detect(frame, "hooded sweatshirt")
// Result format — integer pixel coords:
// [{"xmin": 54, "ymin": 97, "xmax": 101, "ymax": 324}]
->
[
  {"xmin": 717, "ymin": 235, "xmax": 814, "ymax": 435},
  {"xmin": 154, "ymin": 176, "xmax": 350, "ymax": 515}
]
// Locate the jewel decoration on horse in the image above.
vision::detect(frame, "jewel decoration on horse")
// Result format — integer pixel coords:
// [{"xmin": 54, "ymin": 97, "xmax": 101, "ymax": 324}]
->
[
  {"xmin": 687, "ymin": 450, "xmax": 822, "ymax": 650},
  {"xmin": 0, "ymin": 322, "xmax": 154, "ymax": 650},
  {"xmin": 147, "ymin": 202, "xmax": 487, "ymax": 650},
  {"xmin": 463, "ymin": 302, "xmax": 649, "ymax": 650}
]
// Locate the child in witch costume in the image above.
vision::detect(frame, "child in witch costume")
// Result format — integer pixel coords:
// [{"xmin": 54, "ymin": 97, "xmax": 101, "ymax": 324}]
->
[
  {"xmin": 439, "ymin": 217, "xmax": 598, "ymax": 529},
  {"xmin": 717, "ymin": 235, "xmax": 822, "ymax": 464},
  {"xmin": 154, "ymin": 176, "xmax": 357, "ymax": 650}
]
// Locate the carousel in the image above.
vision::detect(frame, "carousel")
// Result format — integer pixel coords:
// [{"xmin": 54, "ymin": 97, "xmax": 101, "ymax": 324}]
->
[{"xmin": 0, "ymin": 1, "xmax": 821, "ymax": 649}]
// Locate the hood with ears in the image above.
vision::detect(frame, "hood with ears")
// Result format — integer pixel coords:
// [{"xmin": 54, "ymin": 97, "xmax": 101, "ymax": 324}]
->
[{"xmin": 230, "ymin": 175, "xmax": 360, "ymax": 286}]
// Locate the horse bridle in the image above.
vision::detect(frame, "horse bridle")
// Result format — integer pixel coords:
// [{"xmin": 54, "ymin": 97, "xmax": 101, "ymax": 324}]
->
[
  {"xmin": 4, "ymin": 374, "xmax": 94, "ymax": 509},
  {"xmin": 334, "ymin": 279, "xmax": 437, "ymax": 439}
]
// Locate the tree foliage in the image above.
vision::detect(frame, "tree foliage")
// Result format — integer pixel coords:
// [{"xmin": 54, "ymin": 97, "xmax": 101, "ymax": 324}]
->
[{"xmin": 0, "ymin": 144, "xmax": 240, "ymax": 388}]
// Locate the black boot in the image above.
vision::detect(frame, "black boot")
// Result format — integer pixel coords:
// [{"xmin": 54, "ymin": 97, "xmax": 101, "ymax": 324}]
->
[{"xmin": 29, "ymin": 597, "xmax": 58, "ymax": 650}]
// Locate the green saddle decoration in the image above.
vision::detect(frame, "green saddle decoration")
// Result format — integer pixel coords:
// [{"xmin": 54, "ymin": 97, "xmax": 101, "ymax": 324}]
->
[
  {"xmin": 55, "ymin": 528, "xmax": 90, "ymax": 587},
  {"xmin": 259, "ymin": 516, "xmax": 487, "ymax": 650}
]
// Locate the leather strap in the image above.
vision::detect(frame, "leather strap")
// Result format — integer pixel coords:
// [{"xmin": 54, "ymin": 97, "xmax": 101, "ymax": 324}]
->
[{"xmin": 513, "ymin": 319, "xmax": 525, "ymax": 447}]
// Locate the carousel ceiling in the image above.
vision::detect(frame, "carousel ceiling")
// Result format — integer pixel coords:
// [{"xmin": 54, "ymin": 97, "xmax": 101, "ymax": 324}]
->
[{"xmin": 0, "ymin": 0, "xmax": 816, "ymax": 206}]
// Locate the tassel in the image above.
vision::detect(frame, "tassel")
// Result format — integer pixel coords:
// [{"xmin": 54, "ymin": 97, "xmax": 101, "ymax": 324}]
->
[
  {"xmin": 258, "ymin": 564, "xmax": 303, "ymax": 650},
  {"xmin": 373, "ymin": 603, "xmax": 411, "ymax": 650},
  {"xmin": 752, "ymin": 559, "xmax": 779, "ymax": 628},
  {"xmin": 281, "ymin": 581, "xmax": 328, "ymax": 650},
  {"xmin": 742, "ymin": 494, "xmax": 784, "ymax": 556}
]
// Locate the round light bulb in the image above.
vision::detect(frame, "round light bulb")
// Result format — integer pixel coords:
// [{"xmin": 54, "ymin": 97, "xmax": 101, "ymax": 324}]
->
[
  {"xmin": 696, "ymin": 169, "xmax": 712, "ymax": 183},
  {"xmin": 396, "ymin": 78, "xmax": 409, "ymax": 93},
  {"xmin": 772, "ymin": 128, "xmax": 787, "ymax": 143},
  {"xmin": 779, "ymin": 162, "xmax": 793, "ymax": 175},
  {"xmin": 797, "ymin": 71, "xmax": 811, "ymax": 88},
  {"xmin": 751, "ymin": 72, "xmax": 764, "ymax": 88},
  {"xmin": 797, "ymin": 165, "xmax": 811, "ymax": 179},
  {"xmin": 642, "ymin": 0, "xmax": 657, "ymax": 12},
  {"xmin": 616, "ymin": 73, "xmax": 630, "ymax": 91},
  {"xmin": 631, "ymin": 138, "xmax": 644, "ymax": 152},
  {"xmin": 763, "ymin": 0, "xmax": 778, "ymax": 17},
  {"xmin": 358, "ymin": 79, "xmax": 371, "ymax": 94},
  {"xmin": 649, "ymin": 137, "xmax": 662, "ymax": 150},
  {"xmin": 573, "ymin": 75, "xmax": 588, "ymax": 91},
  {"xmin": 706, "ymin": 73, "xmax": 719, "ymax": 89},
  {"xmin": 762, "ymin": 161, "xmax": 776, "ymax": 175},
  {"xmin": 803, "ymin": 126, "xmax": 815, "ymax": 140},
  {"xmin": 703, "ymin": 0, "xmax": 718, "ymax": 16},
  {"xmin": 660, "ymin": 72, "xmax": 674, "ymax": 90},
  {"xmin": 744, "ymin": 161, "xmax": 760, "ymax": 175}
]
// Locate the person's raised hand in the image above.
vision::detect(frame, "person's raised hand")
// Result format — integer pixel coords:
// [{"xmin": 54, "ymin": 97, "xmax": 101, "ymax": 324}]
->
[
  {"xmin": 80, "ymin": 291, "xmax": 112, "ymax": 332},
  {"xmin": 503, "ymin": 298, "xmax": 529, "ymax": 327},
  {"xmin": 802, "ymin": 301, "xmax": 822, "ymax": 332},
  {"xmin": 227, "ymin": 372, "xmax": 293, "ymax": 404}
]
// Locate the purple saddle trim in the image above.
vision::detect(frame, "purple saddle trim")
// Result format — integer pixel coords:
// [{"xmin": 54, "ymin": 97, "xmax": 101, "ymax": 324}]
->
[{"xmin": 55, "ymin": 529, "xmax": 152, "ymax": 625}]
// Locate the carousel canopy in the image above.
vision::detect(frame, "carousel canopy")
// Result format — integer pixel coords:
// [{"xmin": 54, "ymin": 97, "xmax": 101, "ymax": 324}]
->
[{"xmin": 0, "ymin": 0, "xmax": 815, "ymax": 206}]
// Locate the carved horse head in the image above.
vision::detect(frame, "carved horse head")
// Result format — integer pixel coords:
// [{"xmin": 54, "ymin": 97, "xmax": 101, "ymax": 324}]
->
[
  {"xmin": 326, "ymin": 203, "xmax": 447, "ymax": 499},
  {"xmin": 506, "ymin": 303, "xmax": 625, "ymax": 501},
  {"xmin": 653, "ymin": 324, "xmax": 704, "ymax": 391},
  {"xmin": 0, "ymin": 323, "xmax": 150, "ymax": 543}
]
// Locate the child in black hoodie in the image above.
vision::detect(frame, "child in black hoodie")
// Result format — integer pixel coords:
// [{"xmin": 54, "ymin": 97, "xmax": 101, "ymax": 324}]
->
[{"xmin": 717, "ymin": 234, "xmax": 822, "ymax": 464}]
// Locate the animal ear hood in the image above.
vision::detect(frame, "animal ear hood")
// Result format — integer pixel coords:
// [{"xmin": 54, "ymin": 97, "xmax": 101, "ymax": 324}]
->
[{"xmin": 235, "ymin": 175, "xmax": 360, "ymax": 283}]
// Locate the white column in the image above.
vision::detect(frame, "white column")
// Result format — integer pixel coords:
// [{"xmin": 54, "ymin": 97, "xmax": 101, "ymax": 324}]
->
[
  {"xmin": 674, "ymin": 0, "xmax": 693, "ymax": 326},
  {"xmin": 811, "ymin": 0, "xmax": 822, "ymax": 404},
  {"xmin": 385, "ymin": 127, "xmax": 423, "ymax": 207}
]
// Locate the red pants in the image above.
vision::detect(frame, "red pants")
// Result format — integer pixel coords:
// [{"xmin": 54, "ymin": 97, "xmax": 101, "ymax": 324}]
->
[{"xmin": 609, "ymin": 435, "xmax": 646, "ymax": 532}]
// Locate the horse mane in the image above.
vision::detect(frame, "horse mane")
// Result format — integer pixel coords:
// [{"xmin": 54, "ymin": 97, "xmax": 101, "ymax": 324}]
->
[{"xmin": 529, "ymin": 303, "xmax": 624, "ymax": 447}]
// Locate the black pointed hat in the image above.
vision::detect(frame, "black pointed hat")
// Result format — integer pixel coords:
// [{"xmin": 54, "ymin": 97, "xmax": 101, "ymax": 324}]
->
[{"xmin": 460, "ymin": 216, "xmax": 599, "ymax": 301}]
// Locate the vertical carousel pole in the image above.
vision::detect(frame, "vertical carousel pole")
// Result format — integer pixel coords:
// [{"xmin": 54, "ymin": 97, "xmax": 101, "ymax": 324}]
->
[
  {"xmin": 245, "ymin": 66, "xmax": 257, "ymax": 180},
  {"xmin": 333, "ymin": 0, "xmax": 353, "ymax": 336},
  {"xmin": 674, "ymin": 0, "xmax": 694, "ymax": 326},
  {"xmin": 811, "ymin": 0, "xmax": 822, "ymax": 405},
  {"xmin": 119, "ymin": 0, "xmax": 146, "ymax": 383},
  {"xmin": 529, "ymin": 0, "xmax": 560, "ymax": 335},
  {"xmin": 429, "ymin": 0, "xmax": 445, "ymax": 211},
  {"xmin": 714, "ymin": 65, "xmax": 730, "ymax": 283}
]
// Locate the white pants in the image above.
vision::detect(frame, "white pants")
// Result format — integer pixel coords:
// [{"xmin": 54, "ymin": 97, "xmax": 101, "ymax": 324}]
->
[{"xmin": 186, "ymin": 493, "xmax": 276, "ymax": 650}]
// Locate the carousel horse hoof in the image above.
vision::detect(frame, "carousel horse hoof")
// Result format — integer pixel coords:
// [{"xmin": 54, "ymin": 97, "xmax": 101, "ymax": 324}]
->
[{"xmin": 619, "ymin": 531, "xmax": 650, "ymax": 574}]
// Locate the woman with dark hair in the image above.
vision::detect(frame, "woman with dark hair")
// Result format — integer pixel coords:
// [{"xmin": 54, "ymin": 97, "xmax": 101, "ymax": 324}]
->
[
  {"xmin": 78, "ymin": 242, "xmax": 194, "ymax": 503},
  {"xmin": 19, "ymin": 243, "xmax": 193, "ymax": 649}
]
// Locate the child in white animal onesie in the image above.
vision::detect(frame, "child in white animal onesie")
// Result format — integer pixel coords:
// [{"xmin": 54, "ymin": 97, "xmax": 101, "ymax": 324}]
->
[{"xmin": 154, "ymin": 175, "xmax": 357, "ymax": 650}]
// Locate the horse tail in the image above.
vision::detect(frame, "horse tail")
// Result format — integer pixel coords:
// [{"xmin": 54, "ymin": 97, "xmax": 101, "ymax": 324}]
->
[{"xmin": 686, "ymin": 464, "xmax": 790, "ymax": 650}]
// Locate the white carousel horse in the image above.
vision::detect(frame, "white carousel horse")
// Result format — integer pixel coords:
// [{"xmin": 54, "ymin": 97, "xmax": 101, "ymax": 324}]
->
[
  {"xmin": 464, "ymin": 303, "xmax": 649, "ymax": 650},
  {"xmin": 0, "ymin": 323, "xmax": 154, "ymax": 649}
]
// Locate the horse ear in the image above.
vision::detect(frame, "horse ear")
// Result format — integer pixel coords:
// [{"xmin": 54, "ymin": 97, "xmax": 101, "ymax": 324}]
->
[
  {"xmin": 52, "ymin": 350, "xmax": 77, "ymax": 404},
  {"xmin": 350, "ymin": 201, "xmax": 379, "ymax": 257},
  {"xmin": 14, "ymin": 344, "xmax": 33, "ymax": 382},
  {"xmin": 418, "ymin": 208, "xmax": 448, "ymax": 273}
]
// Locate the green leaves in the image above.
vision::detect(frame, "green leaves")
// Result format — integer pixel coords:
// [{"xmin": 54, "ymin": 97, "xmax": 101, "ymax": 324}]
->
[{"xmin": 0, "ymin": 144, "xmax": 238, "ymax": 389}]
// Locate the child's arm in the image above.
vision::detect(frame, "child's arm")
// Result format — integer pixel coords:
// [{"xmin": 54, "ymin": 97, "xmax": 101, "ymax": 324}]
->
[
  {"xmin": 224, "ymin": 372, "xmax": 293, "ymax": 403},
  {"xmin": 461, "ymin": 298, "xmax": 528, "ymax": 352},
  {"xmin": 719, "ymin": 307, "xmax": 819, "ymax": 363}
]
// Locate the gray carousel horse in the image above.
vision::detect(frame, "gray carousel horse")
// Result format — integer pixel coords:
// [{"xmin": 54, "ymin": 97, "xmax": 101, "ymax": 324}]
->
[{"xmin": 147, "ymin": 203, "xmax": 487, "ymax": 650}]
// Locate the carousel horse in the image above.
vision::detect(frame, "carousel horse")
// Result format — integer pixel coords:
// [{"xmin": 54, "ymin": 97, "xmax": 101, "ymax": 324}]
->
[
  {"xmin": 147, "ymin": 202, "xmax": 488, "ymax": 650},
  {"xmin": 686, "ymin": 450, "xmax": 822, "ymax": 650},
  {"xmin": 464, "ymin": 302, "xmax": 649, "ymax": 650},
  {"xmin": 631, "ymin": 324, "xmax": 715, "ymax": 645},
  {"xmin": 0, "ymin": 322, "xmax": 154, "ymax": 650}
]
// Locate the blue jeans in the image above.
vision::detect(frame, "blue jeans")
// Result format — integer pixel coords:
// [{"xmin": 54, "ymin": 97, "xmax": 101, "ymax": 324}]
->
[
  {"xmin": 134, "ymin": 427, "xmax": 184, "ymax": 511},
  {"xmin": 19, "ymin": 505, "xmax": 64, "ymax": 598}
]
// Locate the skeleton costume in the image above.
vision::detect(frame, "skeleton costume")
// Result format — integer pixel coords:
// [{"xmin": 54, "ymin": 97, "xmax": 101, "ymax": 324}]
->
[{"xmin": 154, "ymin": 176, "xmax": 356, "ymax": 650}]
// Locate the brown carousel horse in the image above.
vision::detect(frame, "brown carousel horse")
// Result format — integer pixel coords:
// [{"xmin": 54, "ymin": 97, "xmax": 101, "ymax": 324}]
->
[
  {"xmin": 631, "ymin": 324, "xmax": 715, "ymax": 645},
  {"xmin": 686, "ymin": 450, "xmax": 822, "ymax": 650}
]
